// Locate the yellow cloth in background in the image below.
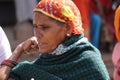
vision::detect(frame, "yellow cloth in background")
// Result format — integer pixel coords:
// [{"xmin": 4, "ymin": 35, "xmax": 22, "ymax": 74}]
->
[{"xmin": 114, "ymin": 6, "xmax": 120, "ymax": 42}]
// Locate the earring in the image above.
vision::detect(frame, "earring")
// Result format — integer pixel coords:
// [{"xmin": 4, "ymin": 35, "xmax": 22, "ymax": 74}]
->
[{"xmin": 66, "ymin": 33, "xmax": 71, "ymax": 37}]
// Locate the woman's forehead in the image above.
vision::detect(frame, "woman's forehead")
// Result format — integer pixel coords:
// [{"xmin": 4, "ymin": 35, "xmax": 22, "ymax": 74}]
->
[
  {"xmin": 33, "ymin": 12, "xmax": 50, "ymax": 21},
  {"xmin": 33, "ymin": 12, "xmax": 65, "ymax": 26}
]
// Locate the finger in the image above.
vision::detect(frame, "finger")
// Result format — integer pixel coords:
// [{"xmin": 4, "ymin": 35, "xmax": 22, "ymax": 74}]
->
[
  {"xmin": 30, "ymin": 37, "xmax": 39, "ymax": 50},
  {"xmin": 23, "ymin": 40, "xmax": 32, "ymax": 51},
  {"xmin": 23, "ymin": 37, "xmax": 37, "ymax": 51},
  {"xmin": 23, "ymin": 37, "xmax": 39, "ymax": 54},
  {"xmin": 31, "ymin": 36, "xmax": 38, "ymax": 47}
]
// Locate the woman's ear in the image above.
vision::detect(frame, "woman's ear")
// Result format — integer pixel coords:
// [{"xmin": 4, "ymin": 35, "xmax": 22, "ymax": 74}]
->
[
  {"xmin": 64, "ymin": 24, "xmax": 72, "ymax": 37},
  {"xmin": 65, "ymin": 24, "xmax": 72, "ymax": 34}
]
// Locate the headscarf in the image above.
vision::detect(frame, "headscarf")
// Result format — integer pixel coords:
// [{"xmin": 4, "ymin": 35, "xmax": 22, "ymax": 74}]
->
[
  {"xmin": 114, "ymin": 5, "xmax": 120, "ymax": 42},
  {"xmin": 33, "ymin": 0, "xmax": 84, "ymax": 35}
]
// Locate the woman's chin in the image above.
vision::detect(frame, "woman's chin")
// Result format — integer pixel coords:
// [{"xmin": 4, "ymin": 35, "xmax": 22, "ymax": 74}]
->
[{"xmin": 38, "ymin": 48, "xmax": 55, "ymax": 54}]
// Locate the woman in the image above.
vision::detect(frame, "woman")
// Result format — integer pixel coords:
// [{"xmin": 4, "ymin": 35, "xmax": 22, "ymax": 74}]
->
[
  {"xmin": 0, "ymin": 26, "xmax": 12, "ymax": 64},
  {"xmin": 112, "ymin": 0, "xmax": 120, "ymax": 79},
  {"xmin": 0, "ymin": 0, "xmax": 110, "ymax": 80}
]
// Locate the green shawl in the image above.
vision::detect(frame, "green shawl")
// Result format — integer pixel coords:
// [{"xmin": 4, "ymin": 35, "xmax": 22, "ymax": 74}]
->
[{"xmin": 10, "ymin": 34, "xmax": 110, "ymax": 80}]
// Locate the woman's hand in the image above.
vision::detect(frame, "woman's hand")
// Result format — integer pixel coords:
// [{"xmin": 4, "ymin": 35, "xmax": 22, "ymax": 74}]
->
[
  {"xmin": 0, "ymin": 36, "xmax": 39, "ymax": 80},
  {"xmin": 12, "ymin": 36, "xmax": 39, "ymax": 59},
  {"xmin": 21, "ymin": 36, "xmax": 39, "ymax": 54}
]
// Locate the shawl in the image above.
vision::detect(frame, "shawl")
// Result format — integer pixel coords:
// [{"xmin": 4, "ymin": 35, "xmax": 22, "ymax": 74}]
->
[
  {"xmin": 9, "ymin": 34, "xmax": 110, "ymax": 80},
  {"xmin": 114, "ymin": 5, "xmax": 120, "ymax": 42}
]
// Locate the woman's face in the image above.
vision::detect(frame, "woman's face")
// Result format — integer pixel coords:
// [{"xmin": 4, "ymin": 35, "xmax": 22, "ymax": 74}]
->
[{"xmin": 33, "ymin": 12, "xmax": 70, "ymax": 53}]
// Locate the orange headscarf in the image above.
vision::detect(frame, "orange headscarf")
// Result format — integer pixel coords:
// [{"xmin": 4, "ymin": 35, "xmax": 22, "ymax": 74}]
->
[
  {"xmin": 114, "ymin": 5, "xmax": 120, "ymax": 42},
  {"xmin": 33, "ymin": 0, "xmax": 84, "ymax": 35}
]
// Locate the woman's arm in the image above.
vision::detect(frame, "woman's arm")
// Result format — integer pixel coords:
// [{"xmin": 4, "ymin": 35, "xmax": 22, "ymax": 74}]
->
[{"xmin": 0, "ymin": 37, "xmax": 38, "ymax": 80}]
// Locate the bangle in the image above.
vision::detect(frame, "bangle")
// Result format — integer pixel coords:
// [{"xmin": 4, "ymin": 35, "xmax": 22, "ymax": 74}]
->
[{"xmin": 1, "ymin": 60, "xmax": 18, "ymax": 68}]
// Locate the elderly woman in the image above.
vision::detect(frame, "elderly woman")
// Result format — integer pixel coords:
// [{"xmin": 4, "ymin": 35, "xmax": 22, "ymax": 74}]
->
[{"xmin": 0, "ymin": 0, "xmax": 110, "ymax": 80}]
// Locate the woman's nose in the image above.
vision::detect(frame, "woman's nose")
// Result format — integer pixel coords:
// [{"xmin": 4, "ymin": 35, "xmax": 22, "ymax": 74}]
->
[{"xmin": 34, "ymin": 28, "xmax": 43, "ymax": 38}]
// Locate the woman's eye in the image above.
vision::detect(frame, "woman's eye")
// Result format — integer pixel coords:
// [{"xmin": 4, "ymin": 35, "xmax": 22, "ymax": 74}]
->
[
  {"xmin": 42, "ymin": 26, "xmax": 49, "ymax": 30},
  {"xmin": 33, "ymin": 25, "xmax": 49, "ymax": 30}
]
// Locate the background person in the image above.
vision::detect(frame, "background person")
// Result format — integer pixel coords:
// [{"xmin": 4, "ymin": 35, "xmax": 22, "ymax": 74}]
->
[
  {"xmin": 72, "ymin": 0, "xmax": 102, "ymax": 48},
  {"xmin": 112, "ymin": 0, "xmax": 120, "ymax": 79},
  {"xmin": 0, "ymin": 26, "xmax": 12, "ymax": 64}
]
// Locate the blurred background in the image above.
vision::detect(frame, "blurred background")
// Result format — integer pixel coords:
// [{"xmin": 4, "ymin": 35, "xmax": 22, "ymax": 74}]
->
[{"xmin": 0, "ymin": 0, "xmax": 118, "ymax": 79}]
